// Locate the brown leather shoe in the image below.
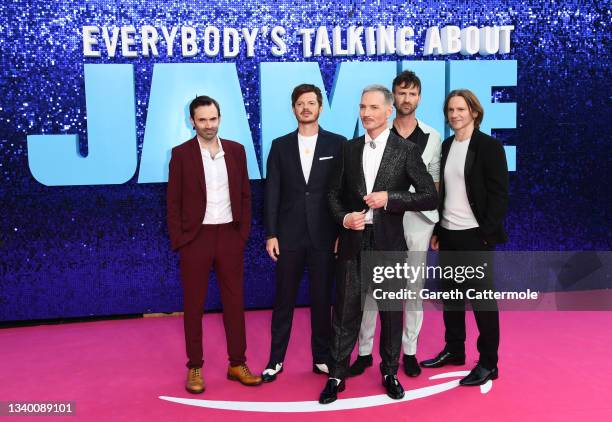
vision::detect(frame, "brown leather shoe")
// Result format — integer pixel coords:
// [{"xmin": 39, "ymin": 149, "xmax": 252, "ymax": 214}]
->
[
  {"xmin": 186, "ymin": 367, "xmax": 205, "ymax": 394},
  {"xmin": 227, "ymin": 364, "xmax": 263, "ymax": 386}
]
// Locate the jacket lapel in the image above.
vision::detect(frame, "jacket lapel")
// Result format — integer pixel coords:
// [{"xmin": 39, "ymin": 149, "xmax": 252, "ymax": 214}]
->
[
  {"xmin": 221, "ymin": 139, "xmax": 237, "ymax": 204},
  {"xmin": 440, "ymin": 135, "xmax": 453, "ymax": 175},
  {"xmin": 464, "ymin": 130, "xmax": 479, "ymax": 180},
  {"xmin": 189, "ymin": 137, "xmax": 205, "ymax": 193},
  {"xmin": 289, "ymin": 131, "xmax": 307, "ymax": 186},
  {"xmin": 355, "ymin": 136, "xmax": 367, "ymax": 197},
  {"xmin": 438, "ymin": 135, "xmax": 453, "ymax": 202},
  {"xmin": 372, "ymin": 133, "xmax": 400, "ymax": 192},
  {"xmin": 308, "ymin": 128, "xmax": 332, "ymax": 186}
]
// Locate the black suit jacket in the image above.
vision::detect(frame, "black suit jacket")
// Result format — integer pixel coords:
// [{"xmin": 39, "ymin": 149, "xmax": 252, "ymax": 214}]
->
[
  {"xmin": 264, "ymin": 127, "xmax": 346, "ymax": 251},
  {"xmin": 435, "ymin": 129, "xmax": 509, "ymax": 245},
  {"xmin": 328, "ymin": 131, "xmax": 438, "ymax": 259}
]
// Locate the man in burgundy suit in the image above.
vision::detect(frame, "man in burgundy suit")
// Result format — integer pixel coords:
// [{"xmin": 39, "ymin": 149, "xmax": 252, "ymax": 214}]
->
[{"xmin": 167, "ymin": 95, "xmax": 262, "ymax": 394}]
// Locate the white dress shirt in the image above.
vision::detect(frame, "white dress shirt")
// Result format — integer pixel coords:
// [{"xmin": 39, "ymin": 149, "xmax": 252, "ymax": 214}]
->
[
  {"xmin": 200, "ymin": 137, "xmax": 233, "ymax": 224},
  {"xmin": 362, "ymin": 128, "xmax": 390, "ymax": 224},
  {"xmin": 298, "ymin": 132, "xmax": 318, "ymax": 183},
  {"xmin": 441, "ymin": 138, "xmax": 479, "ymax": 230}
]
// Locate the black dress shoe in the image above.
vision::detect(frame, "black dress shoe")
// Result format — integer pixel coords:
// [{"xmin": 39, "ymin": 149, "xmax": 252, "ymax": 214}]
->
[
  {"xmin": 348, "ymin": 355, "xmax": 373, "ymax": 377},
  {"xmin": 420, "ymin": 350, "xmax": 465, "ymax": 368},
  {"xmin": 403, "ymin": 354, "xmax": 421, "ymax": 377},
  {"xmin": 382, "ymin": 375, "xmax": 405, "ymax": 399},
  {"xmin": 459, "ymin": 363, "xmax": 498, "ymax": 386},
  {"xmin": 261, "ymin": 362, "xmax": 283, "ymax": 383},
  {"xmin": 319, "ymin": 378, "xmax": 345, "ymax": 404}
]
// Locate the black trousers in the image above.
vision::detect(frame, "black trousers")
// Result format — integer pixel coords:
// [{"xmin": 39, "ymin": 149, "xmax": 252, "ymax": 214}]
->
[
  {"xmin": 438, "ymin": 227, "xmax": 500, "ymax": 370},
  {"xmin": 330, "ymin": 226, "xmax": 403, "ymax": 380},
  {"xmin": 268, "ymin": 234, "xmax": 334, "ymax": 365}
]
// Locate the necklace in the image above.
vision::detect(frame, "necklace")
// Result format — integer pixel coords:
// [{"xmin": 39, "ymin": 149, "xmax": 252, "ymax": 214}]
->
[{"xmin": 369, "ymin": 141, "xmax": 376, "ymax": 149}]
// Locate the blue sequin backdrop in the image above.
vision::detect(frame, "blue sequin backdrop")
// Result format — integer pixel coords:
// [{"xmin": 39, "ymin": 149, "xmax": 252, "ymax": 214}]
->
[{"xmin": 0, "ymin": 1, "xmax": 610, "ymax": 321}]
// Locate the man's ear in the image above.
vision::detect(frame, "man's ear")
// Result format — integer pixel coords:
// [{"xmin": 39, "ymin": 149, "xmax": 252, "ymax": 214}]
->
[{"xmin": 386, "ymin": 104, "xmax": 393, "ymax": 118}]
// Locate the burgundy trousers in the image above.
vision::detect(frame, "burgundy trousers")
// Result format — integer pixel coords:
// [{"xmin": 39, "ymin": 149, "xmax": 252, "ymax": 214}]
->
[{"xmin": 179, "ymin": 223, "xmax": 247, "ymax": 368}]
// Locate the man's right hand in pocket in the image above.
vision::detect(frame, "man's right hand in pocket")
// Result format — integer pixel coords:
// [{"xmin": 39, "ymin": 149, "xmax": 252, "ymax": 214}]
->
[{"xmin": 266, "ymin": 237, "xmax": 280, "ymax": 261}]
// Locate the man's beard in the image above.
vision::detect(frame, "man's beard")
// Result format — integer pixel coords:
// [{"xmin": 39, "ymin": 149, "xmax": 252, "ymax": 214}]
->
[
  {"xmin": 395, "ymin": 103, "xmax": 416, "ymax": 117},
  {"xmin": 199, "ymin": 129, "xmax": 218, "ymax": 142},
  {"xmin": 297, "ymin": 110, "xmax": 320, "ymax": 124}
]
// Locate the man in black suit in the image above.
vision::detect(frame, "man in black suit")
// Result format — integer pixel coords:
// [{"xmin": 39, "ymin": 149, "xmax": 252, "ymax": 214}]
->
[
  {"xmin": 319, "ymin": 85, "xmax": 438, "ymax": 404},
  {"xmin": 420, "ymin": 89, "xmax": 509, "ymax": 386},
  {"xmin": 262, "ymin": 84, "xmax": 346, "ymax": 382}
]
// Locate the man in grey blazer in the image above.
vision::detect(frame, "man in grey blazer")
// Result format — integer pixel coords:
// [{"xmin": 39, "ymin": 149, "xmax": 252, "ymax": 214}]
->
[
  {"xmin": 319, "ymin": 85, "xmax": 437, "ymax": 404},
  {"xmin": 350, "ymin": 71, "xmax": 442, "ymax": 379}
]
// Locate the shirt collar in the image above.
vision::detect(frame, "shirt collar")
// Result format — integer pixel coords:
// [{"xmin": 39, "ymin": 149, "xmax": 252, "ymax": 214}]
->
[
  {"xmin": 298, "ymin": 132, "xmax": 318, "ymax": 141},
  {"xmin": 199, "ymin": 136, "xmax": 225, "ymax": 159},
  {"xmin": 365, "ymin": 127, "xmax": 390, "ymax": 146},
  {"xmin": 215, "ymin": 136, "xmax": 224, "ymax": 152},
  {"xmin": 390, "ymin": 122, "xmax": 423, "ymax": 142}
]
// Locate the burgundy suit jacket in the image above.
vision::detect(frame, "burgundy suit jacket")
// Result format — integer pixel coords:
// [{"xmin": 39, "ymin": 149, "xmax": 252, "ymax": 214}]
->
[{"xmin": 166, "ymin": 137, "xmax": 251, "ymax": 251}]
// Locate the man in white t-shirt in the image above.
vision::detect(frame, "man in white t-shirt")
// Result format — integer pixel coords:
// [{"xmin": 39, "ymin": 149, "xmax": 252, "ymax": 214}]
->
[
  {"xmin": 262, "ymin": 84, "xmax": 346, "ymax": 382},
  {"xmin": 420, "ymin": 89, "xmax": 509, "ymax": 387}
]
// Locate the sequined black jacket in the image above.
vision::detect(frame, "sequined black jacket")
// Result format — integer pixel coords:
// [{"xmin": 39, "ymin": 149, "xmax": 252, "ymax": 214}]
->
[{"xmin": 328, "ymin": 131, "xmax": 438, "ymax": 259}]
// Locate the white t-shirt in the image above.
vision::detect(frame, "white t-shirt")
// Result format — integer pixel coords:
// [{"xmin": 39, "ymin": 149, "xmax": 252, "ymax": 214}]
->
[
  {"xmin": 298, "ymin": 133, "xmax": 318, "ymax": 183},
  {"xmin": 441, "ymin": 138, "xmax": 479, "ymax": 230}
]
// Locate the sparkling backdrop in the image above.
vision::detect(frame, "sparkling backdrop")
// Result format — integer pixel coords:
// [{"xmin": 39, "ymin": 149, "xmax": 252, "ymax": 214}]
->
[{"xmin": 0, "ymin": 1, "xmax": 610, "ymax": 321}]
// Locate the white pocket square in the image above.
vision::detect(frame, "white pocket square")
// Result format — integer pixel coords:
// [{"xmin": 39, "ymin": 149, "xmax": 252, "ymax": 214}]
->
[{"xmin": 319, "ymin": 156, "xmax": 334, "ymax": 160}]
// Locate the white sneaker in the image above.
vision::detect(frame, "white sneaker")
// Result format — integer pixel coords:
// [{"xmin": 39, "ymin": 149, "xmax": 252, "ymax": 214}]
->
[
  {"xmin": 314, "ymin": 363, "xmax": 329, "ymax": 374},
  {"xmin": 262, "ymin": 362, "xmax": 283, "ymax": 382}
]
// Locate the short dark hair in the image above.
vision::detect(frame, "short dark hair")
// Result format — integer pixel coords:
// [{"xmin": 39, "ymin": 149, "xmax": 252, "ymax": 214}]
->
[
  {"xmin": 392, "ymin": 70, "xmax": 422, "ymax": 94},
  {"xmin": 443, "ymin": 89, "xmax": 484, "ymax": 129},
  {"xmin": 189, "ymin": 95, "xmax": 221, "ymax": 118},
  {"xmin": 291, "ymin": 84, "xmax": 323, "ymax": 107}
]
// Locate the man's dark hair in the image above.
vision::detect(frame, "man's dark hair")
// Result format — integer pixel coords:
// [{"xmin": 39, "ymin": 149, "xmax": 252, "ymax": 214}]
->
[
  {"xmin": 291, "ymin": 84, "xmax": 323, "ymax": 107},
  {"xmin": 189, "ymin": 95, "xmax": 221, "ymax": 118},
  {"xmin": 392, "ymin": 70, "xmax": 422, "ymax": 94}
]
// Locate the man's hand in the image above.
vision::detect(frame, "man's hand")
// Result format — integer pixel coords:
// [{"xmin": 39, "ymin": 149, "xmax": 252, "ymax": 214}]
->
[
  {"xmin": 430, "ymin": 235, "xmax": 439, "ymax": 251},
  {"xmin": 266, "ymin": 237, "xmax": 280, "ymax": 261},
  {"xmin": 364, "ymin": 191, "xmax": 388, "ymax": 209},
  {"xmin": 344, "ymin": 210, "xmax": 366, "ymax": 231}
]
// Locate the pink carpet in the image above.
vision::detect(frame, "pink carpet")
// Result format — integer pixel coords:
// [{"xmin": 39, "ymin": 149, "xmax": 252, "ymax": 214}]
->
[{"xmin": 1, "ymin": 299, "xmax": 611, "ymax": 421}]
